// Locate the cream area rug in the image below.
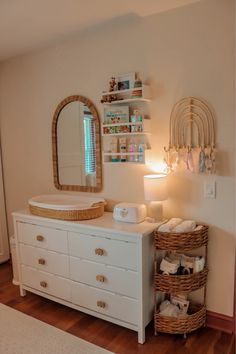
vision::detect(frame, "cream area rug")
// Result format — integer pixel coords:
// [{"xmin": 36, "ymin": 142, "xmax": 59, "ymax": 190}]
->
[{"xmin": 0, "ymin": 304, "xmax": 114, "ymax": 354}]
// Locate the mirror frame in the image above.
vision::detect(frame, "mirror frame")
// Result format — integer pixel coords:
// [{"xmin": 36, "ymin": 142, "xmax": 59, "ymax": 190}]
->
[{"xmin": 52, "ymin": 95, "xmax": 102, "ymax": 192}]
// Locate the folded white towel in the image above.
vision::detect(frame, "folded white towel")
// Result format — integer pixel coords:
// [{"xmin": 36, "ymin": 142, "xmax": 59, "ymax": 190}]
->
[
  {"xmin": 158, "ymin": 218, "xmax": 183, "ymax": 232},
  {"xmin": 194, "ymin": 225, "xmax": 203, "ymax": 231},
  {"xmin": 173, "ymin": 220, "xmax": 196, "ymax": 233}
]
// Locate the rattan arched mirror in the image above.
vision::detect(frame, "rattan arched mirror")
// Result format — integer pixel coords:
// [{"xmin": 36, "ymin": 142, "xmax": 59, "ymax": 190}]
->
[{"xmin": 52, "ymin": 95, "xmax": 102, "ymax": 192}]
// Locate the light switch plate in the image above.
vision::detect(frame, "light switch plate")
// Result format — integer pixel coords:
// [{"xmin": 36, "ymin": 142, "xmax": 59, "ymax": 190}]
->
[{"xmin": 204, "ymin": 181, "xmax": 216, "ymax": 199}]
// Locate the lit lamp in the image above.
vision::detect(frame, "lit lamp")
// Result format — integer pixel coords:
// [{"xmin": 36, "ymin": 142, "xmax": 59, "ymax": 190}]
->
[{"xmin": 143, "ymin": 173, "xmax": 167, "ymax": 222}]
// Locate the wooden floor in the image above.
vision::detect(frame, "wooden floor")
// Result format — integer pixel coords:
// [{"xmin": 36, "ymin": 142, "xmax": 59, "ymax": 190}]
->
[{"xmin": 0, "ymin": 262, "xmax": 234, "ymax": 354}]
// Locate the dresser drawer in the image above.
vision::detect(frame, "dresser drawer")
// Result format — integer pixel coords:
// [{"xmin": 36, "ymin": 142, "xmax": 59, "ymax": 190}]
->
[
  {"xmin": 19, "ymin": 244, "xmax": 69, "ymax": 278},
  {"xmin": 68, "ymin": 232, "xmax": 137, "ymax": 271},
  {"xmin": 21, "ymin": 265, "xmax": 71, "ymax": 301},
  {"xmin": 70, "ymin": 256, "xmax": 137, "ymax": 298},
  {"xmin": 17, "ymin": 222, "xmax": 67, "ymax": 253},
  {"xmin": 71, "ymin": 281, "xmax": 138, "ymax": 325}
]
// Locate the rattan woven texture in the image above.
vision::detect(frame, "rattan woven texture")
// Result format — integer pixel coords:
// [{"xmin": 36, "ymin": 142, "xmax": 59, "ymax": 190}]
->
[
  {"xmin": 155, "ymin": 267, "xmax": 208, "ymax": 293},
  {"xmin": 29, "ymin": 204, "xmax": 104, "ymax": 221},
  {"xmin": 154, "ymin": 225, "xmax": 208, "ymax": 251},
  {"xmin": 154, "ymin": 304, "xmax": 206, "ymax": 334}
]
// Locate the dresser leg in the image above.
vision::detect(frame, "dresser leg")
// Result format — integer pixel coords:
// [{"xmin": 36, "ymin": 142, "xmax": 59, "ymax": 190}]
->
[
  {"xmin": 138, "ymin": 328, "xmax": 145, "ymax": 344},
  {"xmin": 20, "ymin": 287, "xmax": 26, "ymax": 297}
]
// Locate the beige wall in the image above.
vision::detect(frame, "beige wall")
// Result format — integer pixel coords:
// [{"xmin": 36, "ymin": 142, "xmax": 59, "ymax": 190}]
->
[{"xmin": 0, "ymin": 0, "xmax": 235, "ymax": 317}]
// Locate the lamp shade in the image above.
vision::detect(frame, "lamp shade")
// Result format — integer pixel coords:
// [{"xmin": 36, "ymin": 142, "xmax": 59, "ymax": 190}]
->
[{"xmin": 143, "ymin": 173, "xmax": 167, "ymax": 201}]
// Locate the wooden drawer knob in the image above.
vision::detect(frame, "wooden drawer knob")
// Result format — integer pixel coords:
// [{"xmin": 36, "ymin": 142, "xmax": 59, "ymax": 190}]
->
[
  {"xmin": 36, "ymin": 235, "xmax": 44, "ymax": 242},
  {"xmin": 97, "ymin": 300, "xmax": 106, "ymax": 308},
  {"xmin": 95, "ymin": 248, "xmax": 104, "ymax": 256},
  {"xmin": 96, "ymin": 275, "xmax": 105, "ymax": 282},
  {"xmin": 40, "ymin": 281, "xmax": 47, "ymax": 288},
  {"xmin": 38, "ymin": 258, "xmax": 46, "ymax": 265}
]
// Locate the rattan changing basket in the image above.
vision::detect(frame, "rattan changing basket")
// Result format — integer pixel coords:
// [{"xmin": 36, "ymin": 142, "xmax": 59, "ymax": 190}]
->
[{"xmin": 28, "ymin": 195, "xmax": 106, "ymax": 221}]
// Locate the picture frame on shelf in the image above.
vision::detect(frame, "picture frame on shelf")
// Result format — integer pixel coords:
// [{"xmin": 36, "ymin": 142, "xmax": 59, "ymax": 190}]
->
[{"xmin": 116, "ymin": 72, "xmax": 136, "ymax": 91}]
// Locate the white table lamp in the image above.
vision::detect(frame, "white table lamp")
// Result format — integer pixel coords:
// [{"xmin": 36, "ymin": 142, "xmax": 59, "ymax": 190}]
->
[{"xmin": 143, "ymin": 173, "xmax": 167, "ymax": 222}]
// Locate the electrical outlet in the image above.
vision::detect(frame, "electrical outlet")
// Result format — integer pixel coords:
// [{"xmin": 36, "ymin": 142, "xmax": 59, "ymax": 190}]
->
[{"xmin": 204, "ymin": 181, "xmax": 216, "ymax": 199}]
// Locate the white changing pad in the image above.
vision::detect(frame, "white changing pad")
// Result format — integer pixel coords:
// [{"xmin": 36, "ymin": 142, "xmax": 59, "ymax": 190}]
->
[{"xmin": 28, "ymin": 194, "xmax": 106, "ymax": 211}]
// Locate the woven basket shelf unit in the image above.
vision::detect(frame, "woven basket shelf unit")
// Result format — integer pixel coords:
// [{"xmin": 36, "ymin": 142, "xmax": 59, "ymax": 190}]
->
[{"xmin": 154, "ymin": 224, "xmax": 208, "ymax": 336}]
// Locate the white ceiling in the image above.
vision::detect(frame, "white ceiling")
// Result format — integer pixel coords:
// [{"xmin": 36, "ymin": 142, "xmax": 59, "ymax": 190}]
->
[{"xmin": 0, "ymin": 0, "xmax": 201, "ymax": 61}]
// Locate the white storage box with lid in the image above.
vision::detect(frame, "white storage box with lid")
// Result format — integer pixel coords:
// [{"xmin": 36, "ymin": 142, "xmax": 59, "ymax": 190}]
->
[{"xmin": 113, "ymin": 203, "xmax": 147, "ymax": 223}]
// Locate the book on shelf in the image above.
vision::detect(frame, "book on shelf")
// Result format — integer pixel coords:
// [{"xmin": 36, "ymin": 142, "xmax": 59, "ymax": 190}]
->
[{"xmin": 104, "ymin": 105, "xmax": 129, "ymax": 124}]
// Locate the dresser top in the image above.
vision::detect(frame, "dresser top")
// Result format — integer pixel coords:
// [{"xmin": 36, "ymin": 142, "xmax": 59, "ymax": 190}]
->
[{"xmin": 13, "ymin": 209, "xmax": 160, "ymax": 238}]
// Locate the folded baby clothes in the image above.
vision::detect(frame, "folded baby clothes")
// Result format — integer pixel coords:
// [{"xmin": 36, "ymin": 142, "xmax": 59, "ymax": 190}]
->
[
  {"xmin": 168, "ymin": 252, "xmax": 183, "ymax": 262},
  {"xmin": 193, "ymin": 256, "xmax": 205, "ymax": 273},
  {"xmin": 158, "ymin": 218, "xmax": 183, "ymax": 232},
  {"xmin": 160, "ymin": 257, "xmax": 180, "ymax": 274},
  {"xmin": 194, "ymin": 225, "xmax": 203, "ymax": 231},
  {"xmin": 173, "ymin": 220, "xmax": 196, "ymax": 233},
  {"xmin": 181, "ymin": 254, "xmax": 205, "ymax": 274},
  {"xmin": 159, "ymin": 302, "xmax": 180, "ymax": 317}
]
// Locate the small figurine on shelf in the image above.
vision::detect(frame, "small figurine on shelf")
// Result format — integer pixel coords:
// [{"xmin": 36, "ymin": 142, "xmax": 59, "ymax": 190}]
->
[
  {"xmin": 101, "ymin": 93, "xmax": 110, "ymax": 104},
  {"xmin": 131, "ymin": 75, "xmax": 142, "ymax": 98},
  {"xmin": 108, "ymin": 77, "xmax": 118, "ymax": 102},
  {"xmin": 119, "ymin": 137, "xmax": 127, "ymax": 162},
  {"xmin": 103, "ymin": 127, "xmax": 110, "ymax": 135},
  {"xmin": 101, "ymin": 77, "xmax": 118, "ymax": 103},
  {"xmin": 109, "ymin": 77, "xmax": 117, "ymax": 91},
  {"xmin": 134, "ymin": 76, "xmax": 142, "ymax": 88},
  {"xmin": 130, "ymin": 108, "xmax": 143, "ymax": 123}
]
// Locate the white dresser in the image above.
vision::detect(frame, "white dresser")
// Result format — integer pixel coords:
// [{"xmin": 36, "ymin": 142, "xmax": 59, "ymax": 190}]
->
[{"xmin": 12, "ymin": 210, "xmax": 158, "ymax": 343}]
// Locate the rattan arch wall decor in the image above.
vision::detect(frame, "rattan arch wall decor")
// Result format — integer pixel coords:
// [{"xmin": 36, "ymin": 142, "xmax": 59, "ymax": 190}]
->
[{"xmin": 164, "ymin": 97, "xmax": 216, "ymax": 174}]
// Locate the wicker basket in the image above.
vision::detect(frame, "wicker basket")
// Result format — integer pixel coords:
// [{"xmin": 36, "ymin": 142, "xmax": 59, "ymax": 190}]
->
[
  {"xmin": 154, "ymin": 225, "xmax": 208, "ymax": 251},
  {"xmin": 155, "ymin": 303, "xmax": 206, "ymax": 334},
  {"xmin": 155, "ymin": 267, "xmax": 208, "ymax": 293},
  {"xmin": 29, "ymin": 203, "xmax": 105, "ymax": 221}
]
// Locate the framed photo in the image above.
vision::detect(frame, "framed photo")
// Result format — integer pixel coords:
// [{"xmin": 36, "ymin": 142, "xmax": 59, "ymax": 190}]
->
[{"xmin": 116, "ymin": 72, "xmax": 136, "ymax": 91}]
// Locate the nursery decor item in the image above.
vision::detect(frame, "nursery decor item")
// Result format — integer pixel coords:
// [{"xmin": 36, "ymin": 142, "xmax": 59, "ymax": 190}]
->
[
  {"xmin": 104, "ymin": 105, "xmax": 129, "ymax": 124},
  {"xmin": 164, "ymin": 97, "xmax": 216, "ymax": 174},
  {"xmin": 154, "ymin": 223, "xmax": 208, "ymax": 337},
  {"xmin": 52, "ymin": 95, "xmax": 102, "ymax": 192},
  {"xmin": 119, "ymin": 137, "xmax": 127, "ymax": 162},
  {"xmin": 28, "ymin": 194, "xmax": 106, "ymax": 221},
  {"xmin": 116, "ymin": 72, "xmax": 136, "ymax": 90},
  {"xmin": 101, "ymin": 74, "xmax": 151, "ymax": 164},
  {"xmin": 143, "ymin": 173, "xmax": 167, "ymax": 221}
]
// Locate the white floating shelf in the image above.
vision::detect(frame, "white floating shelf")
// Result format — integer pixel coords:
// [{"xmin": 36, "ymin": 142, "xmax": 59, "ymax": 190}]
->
[
  {"xmin": 101, "ymin": 85, "xmax": 147, "ymax": 96},
  {"xmin": 103, "ymin": 152, "xmax": 144, "ymax": 156},
  {"xmin": 103, "ymin": 98, "xmax": 150, "ymax": 105},
  {"xmin": 102, "ymin": 132, "xmax": 150, "ymax": 137},
  {"xmin": 103, "ymin": 161, "xmax": 145, "ymax": 165},
  {"xmin": 102, "ymin": 151, "xmax": 147, "ymax": 164},
  {"xmin": 102, "ymin": 122, "xmax": 143, "ymax": 127},
  {"xmin": 101, "ymin": 83, "xmax": 151, "ymax": 165}
]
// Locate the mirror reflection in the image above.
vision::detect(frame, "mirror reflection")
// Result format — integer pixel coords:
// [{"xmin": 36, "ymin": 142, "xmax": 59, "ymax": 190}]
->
[{"xmin": 52, "ymin": 95, "xmax": 102, "ymax": 192}]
